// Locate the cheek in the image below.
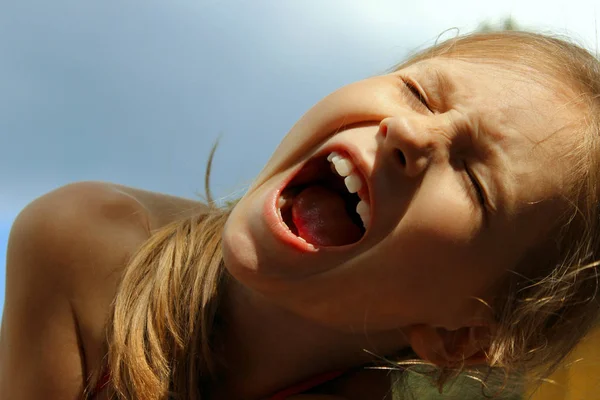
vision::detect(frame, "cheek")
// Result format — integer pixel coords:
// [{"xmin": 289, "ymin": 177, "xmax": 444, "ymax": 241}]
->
[
  {"xmin": 390, "ymin": 185, "xmax": 486, "ymax": 289},
  {"xmin": 406, "ymin": 180, "xmax": 481, "ymax": 245},
  {"xmin": 222, "ymin": 203, "xmax": 260, "ymax": 277},
  {"xmin": 252, "ymin": 77, "xmax": 400, "ymax": 188}
]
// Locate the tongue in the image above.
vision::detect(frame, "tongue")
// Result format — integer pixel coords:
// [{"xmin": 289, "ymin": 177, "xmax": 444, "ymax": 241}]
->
[{"xmin": 291, "ymin": 185, "xmax": 362, "ymax": 246}]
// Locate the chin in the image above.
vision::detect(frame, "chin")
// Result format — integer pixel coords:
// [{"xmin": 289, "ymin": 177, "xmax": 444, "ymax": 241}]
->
[{"xmin": 221, "ymin": 189, "xmax": 299, "ymax": 287}]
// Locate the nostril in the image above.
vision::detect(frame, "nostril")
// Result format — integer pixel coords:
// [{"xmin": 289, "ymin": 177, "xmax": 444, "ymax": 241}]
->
[
  {"xmin": 396, "ymin": 149, "xmax": 406, "ymax": 167},
  {"xmin": 379, "ymin": 123, "xmax": 388, "ymax": 138}
]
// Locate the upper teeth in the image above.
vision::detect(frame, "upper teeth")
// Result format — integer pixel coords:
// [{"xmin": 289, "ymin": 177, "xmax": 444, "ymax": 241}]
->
[{"xmin": 327, "ymin": 151, "xmax": 371, "ymax": 230}]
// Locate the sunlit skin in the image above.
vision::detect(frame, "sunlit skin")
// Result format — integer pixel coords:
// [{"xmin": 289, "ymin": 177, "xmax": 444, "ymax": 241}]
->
[
  {"xmin": 209, "ymin": 57, "xmax": 587, "ymax": 398},
  {"xmin": 1, "ymin": 48, "xmax": 590, "ymax": 399},
  {"xmin": 223, "ymin": 58, "xmax": 578, "ymax": 339}
]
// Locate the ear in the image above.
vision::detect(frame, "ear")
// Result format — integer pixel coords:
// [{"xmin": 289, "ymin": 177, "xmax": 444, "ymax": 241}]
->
[{"xmin": 406, "ymin": 324, "xmax": 492, "ymax": 367}]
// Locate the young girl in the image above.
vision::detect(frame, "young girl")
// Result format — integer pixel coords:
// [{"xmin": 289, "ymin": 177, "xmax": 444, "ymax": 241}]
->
[{"xmin": 2, "ymin": 30, "xmax": 600, "ymax": 400}]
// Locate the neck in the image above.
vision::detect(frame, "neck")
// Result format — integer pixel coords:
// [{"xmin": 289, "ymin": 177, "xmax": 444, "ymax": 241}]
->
[{"xmin": 210, "ymin": 279, "xmax": 409, "ymax": 399}]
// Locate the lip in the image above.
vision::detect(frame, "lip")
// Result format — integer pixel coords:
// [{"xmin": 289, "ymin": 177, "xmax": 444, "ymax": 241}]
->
[
  {"xmin": 264, "ymin": 144, "xmax": 374, "ymax": 252},
  {"xmin": 263, "ymin": 163, "xmax": 318, "ymax": 253}
]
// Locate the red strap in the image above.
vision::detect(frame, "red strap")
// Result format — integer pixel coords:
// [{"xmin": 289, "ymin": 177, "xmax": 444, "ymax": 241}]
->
[{"xmin": 267, "ymin": 370, "xmax": 345, "ymax": 400}]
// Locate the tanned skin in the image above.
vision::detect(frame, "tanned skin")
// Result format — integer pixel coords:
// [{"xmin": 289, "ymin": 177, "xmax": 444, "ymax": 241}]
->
[{"xmin": 0, "ymin": 181, "xmax": 392, "ymax": 399}]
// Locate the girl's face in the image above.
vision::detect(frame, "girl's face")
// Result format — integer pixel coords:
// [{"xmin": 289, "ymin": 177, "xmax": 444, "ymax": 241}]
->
[{"xmin": 223, "ymin": 57, "xmax": 581, "ymax": 332}]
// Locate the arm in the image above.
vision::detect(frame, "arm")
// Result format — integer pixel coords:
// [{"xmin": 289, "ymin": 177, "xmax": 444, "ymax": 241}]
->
[
  {"xmin": 0, "ymin": 182, "xmax": 150, "ymax": 399},
  {"xmin": 0, "ymin": 187, "xmax": 87, "ymax": 398}
]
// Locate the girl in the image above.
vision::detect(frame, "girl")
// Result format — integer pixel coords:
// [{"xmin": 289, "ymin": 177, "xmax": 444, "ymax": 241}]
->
[{"xmin": 2, "ymin": 30, "xmax": 600, "ymax": 399}]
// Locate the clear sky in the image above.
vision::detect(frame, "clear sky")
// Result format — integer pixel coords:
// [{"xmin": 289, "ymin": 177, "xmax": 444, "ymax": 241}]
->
[{"xmin": 1, "ymin": 0, "xmax": 599, "ymax": 315}]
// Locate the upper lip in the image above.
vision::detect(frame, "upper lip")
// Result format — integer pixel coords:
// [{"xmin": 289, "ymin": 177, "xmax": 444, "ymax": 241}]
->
[{"xmin": 271, "ymin": 143, "xmax": 374, "ymax": 251}]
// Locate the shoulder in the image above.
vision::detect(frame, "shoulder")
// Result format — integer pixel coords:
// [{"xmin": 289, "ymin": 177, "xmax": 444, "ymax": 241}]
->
[
  {"xmin": 10, "ymin": 180, "xmax": 151, "ymax": 243},
  {"xmin": 0, "ymin": 181, "xmax": 155, "ymax": 397},
  {"xmin": 2, "ymin": 181, "xmax": 206, "ymax": 396},
  {"xmin": 7, "ymin": 180, "xmax": 208, "ymax": 326},
  {"xmin": 7, "ymin": 181, "xmax": 151, "ymax": 291},
  {"xmin": 8, "ymin": 180, "xmax": 208, "ymax": 278},
  {"xmin": 7, "ymin": 180, "xmax": 208, "ymax": 323}
]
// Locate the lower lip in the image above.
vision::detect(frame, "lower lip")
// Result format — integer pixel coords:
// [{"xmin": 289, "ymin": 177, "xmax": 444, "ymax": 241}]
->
[
  {"xmin": 263, "ymin": 187, "xmax": 317, "ymax": 253},
  {"xmin": 263, "ymin": 146, "xmax": 371, "ymax": 252}
]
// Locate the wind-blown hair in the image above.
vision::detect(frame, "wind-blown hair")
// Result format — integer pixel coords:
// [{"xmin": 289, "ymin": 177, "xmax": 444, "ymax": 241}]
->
[
  {"xmin": 389, "ymin": 31, "xmax": 600, "ymax": 392},
  {"xmin": 85, "ymin": 145, "xmax": 234, "ymax": 400},
  {"xmin": 105, "ymin": 208, "xmax": 231, "ymax": 399},
  {"xmin": 98, "ymin": 31, "xmax": 600, "ymax": 399}
]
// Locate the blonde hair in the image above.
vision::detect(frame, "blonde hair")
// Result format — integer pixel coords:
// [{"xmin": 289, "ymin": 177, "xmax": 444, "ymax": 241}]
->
[
  {"xmin": 105, "ymin": 209, "xmax": 230, "ymax": 399},
  {"xmin": 91, "ymin": 143, "xmax": 234, "ymax": 400},
  {"xmin": 390, "ymin": 31, "xmax": 600, "ymax": 393},
  {"xmin": 101, "ymin": 31, "xmax": 600, "ymax": 399}
]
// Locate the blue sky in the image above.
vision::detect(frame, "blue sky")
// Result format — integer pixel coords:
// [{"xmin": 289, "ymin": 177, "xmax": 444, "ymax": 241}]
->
[
  {"xmin": 1, "ymin": 0, "xmax": 599, "ymax": 315},
  {"xmin": 0, "ymin": 224, "xmax": 7, "ymax": 312}
]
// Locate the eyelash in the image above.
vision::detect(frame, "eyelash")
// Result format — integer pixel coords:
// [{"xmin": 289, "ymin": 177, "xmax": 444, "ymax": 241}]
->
[
  {"xmin": 402, "ymin": 79, "xmax": 432, "ymax": 113},
  {"xmin": 402, "ymin": 77, "xmax": 486, "ymax": 211},
  {"xmin": 464, "ymin": 163, "xmax": 486, "ymax": 209}
]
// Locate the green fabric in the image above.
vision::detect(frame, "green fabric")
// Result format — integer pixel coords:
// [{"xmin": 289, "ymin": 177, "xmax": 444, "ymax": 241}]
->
[{"xmin": 391, "ymin": 370, "xmax": 523, "ymax": 400}]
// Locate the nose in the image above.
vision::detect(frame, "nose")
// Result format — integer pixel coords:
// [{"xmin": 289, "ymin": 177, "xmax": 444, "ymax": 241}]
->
[{"xmin": 378, "ymin": 116, "xmax": 435, "ymax": 177}]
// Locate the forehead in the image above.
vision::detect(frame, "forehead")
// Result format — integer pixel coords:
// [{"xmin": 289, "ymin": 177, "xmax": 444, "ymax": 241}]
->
[
  {"xmin": 403, "ymin": 58, "xmax": 584, "ymax": 226},
  {"xmin": 403, "ymin": 58, "xmax": 575, "ymax": 131}
]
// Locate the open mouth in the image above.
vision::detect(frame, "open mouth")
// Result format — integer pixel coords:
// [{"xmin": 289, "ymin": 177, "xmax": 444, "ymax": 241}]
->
[{"xmin": 277, "ymin": 151, "xmax": 371, "ymax": 247}]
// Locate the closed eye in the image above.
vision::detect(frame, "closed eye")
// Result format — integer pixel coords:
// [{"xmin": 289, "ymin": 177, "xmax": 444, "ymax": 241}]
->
[
  {"xmin": 401, "ymin": 78, "xmax": 433, "ymax": 113},
  {"xmin": 464, "ymin": 163, "xmax": 487, "ymax": 210}
]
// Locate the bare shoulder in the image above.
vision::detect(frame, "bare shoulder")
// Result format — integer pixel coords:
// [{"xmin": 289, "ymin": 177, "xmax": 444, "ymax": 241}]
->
[
  {"xmin": 110, "ymin": 182, "xmax": 209, "ymax": 231},
  {"xmin": 8, "ymin": 180, "xmax": 208, "ymax": 342},
  {"xmin": 6, "ymin": 182, "xmax": 154, "ymax": 292},
  {"xmin": 7, "ymin": 181, "xmax": 207, "ymax": 286},
  {"xmin": 0, "ymin": 181, "xmax": 206, "ymax": 398}
]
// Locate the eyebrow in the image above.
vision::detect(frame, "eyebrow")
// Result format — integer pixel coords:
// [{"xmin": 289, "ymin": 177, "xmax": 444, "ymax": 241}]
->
[
  {"xmin": 472, "ymin": 113, "xmax": 516, "ymax": 218},
  {"xmin": 430, "ymin": 68, "xmax": 456, "ymax": 111},
  {"xmin": 432, "ymin": 68, "xmax": 509, "ymax": 214},
  {"xmin": 428, "ymin": 67, "xmax": 505, "ymax": 143},
  {"xmin": 426, "ymin": 65, "xmax": 521, "ymax": 216},
  {"xmin": 433, "ymin": 69, "xmax": 455, "ymax": 94}
]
